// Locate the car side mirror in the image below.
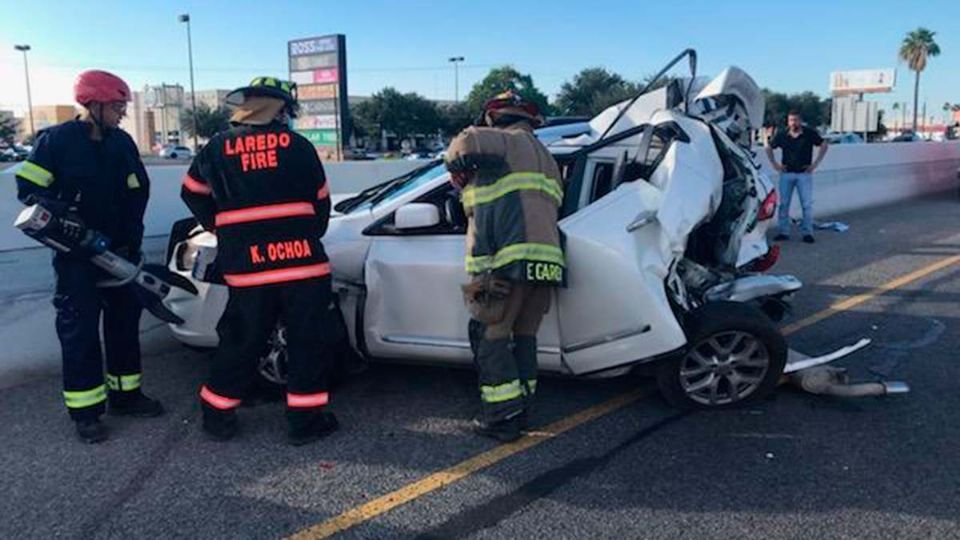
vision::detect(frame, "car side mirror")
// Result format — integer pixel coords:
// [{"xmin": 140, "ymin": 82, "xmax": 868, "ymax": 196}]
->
[{"xmin": 395, "ymin": 203, "xmax": 441, "ymax": 230}]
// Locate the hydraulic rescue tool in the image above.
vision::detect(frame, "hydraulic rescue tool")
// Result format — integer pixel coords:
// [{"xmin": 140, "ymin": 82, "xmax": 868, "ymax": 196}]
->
[{"xmin": 14, "ymin": 203, "xmax": 198, "ymax": 324}]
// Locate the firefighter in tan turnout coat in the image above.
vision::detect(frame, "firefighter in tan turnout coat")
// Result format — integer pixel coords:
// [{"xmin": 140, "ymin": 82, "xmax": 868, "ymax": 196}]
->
[{"xmin": 444, "ymin": 91, "xmax": 564, "ymax": 442}]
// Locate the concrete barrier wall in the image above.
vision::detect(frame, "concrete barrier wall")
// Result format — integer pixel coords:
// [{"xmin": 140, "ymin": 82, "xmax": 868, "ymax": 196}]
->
[
  {"xmin": 757, "ymin": 141, "xmax": 960, "ymax": 218},
  {"xmin": 0, "ymin": 159, "xmax": 429, "ymax": 251}
]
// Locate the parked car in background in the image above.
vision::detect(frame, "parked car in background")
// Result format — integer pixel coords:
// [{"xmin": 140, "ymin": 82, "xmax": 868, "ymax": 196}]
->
[
  {"xmin": 891, "ymin": 131, "xmax": 923, "ymax": 142},
  {"xmin": 158, "ymin": 144, "xmax": 194, "ymax": 159},
  {"xmin": 2, "ymin": 145, "xmax": 30, "ymax": 161},
  {"xmin": 404, "ymin": 150, "xmax": 435, "ymax": 160},
  {"xmin": 823, "ymin": 132, "xmax": 864, "ymax": 144}
]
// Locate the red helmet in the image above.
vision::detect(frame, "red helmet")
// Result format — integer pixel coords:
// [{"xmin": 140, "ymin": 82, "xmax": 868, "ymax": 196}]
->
[
  {"xmin": 74, "ymin": 70, "xmax": 132, "ymax": 105},
  {"xmin": 482, "ymin": 90, "xmax": 543, "ymax": 127}
]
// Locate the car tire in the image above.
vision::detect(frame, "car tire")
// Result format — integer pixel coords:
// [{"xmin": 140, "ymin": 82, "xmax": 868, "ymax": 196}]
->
[
  {"xmin": 656, "ymin": 301, "xmax": 786, "ymax": 410},
  {"xmin": 169, "ymin": 153, "xmax": 178, "ymax": 159},
  {"xmin": 256, "ymin": 324, "xmax": 356, "ymax": 392}
]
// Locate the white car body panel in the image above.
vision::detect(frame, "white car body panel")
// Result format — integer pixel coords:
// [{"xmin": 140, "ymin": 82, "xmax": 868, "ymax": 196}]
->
[{"xmin": 163, "ymin": 64, "xmax": 789, "ymax": 377}]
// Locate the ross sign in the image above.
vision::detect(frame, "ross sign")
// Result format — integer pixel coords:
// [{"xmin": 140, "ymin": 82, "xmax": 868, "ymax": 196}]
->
[
  {"xmin": 289, "ymin": 36, "xmax": 338, "ymax": 56},
  {"xmin": 300, "ymin": 129, "xmax": 339, "ymax": 146},
  {"xmin": 298, "ymin": 83, "xmax": 338, "ymax": 101},
  {"xmin": 830, "ymin": 68, "xmax": 896, "ymax": 95},
  {"xmin": 289, "ymin": 34, "xmax": 349, "ymax": 160}
]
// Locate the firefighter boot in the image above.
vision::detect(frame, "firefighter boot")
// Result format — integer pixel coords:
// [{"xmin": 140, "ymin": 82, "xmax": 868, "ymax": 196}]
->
[
  {"xmin": 108, "ymin": 389, "xmax": 165, "ymax": 418},
  {"xmin": 514, "ymin": 335, "xmax": 539, "ymax": 431},
  {"xmin": 472, "ymin": 414, "xmax": 523, "ymax": 443},
  {"xmin": 202, "ymin": 404, "xmax": 239, "ymax": 441},
  {"xmin": 287, "ymin": 409, "xmax": 339, "ymax": 446},
  {"xmin": 75, "ymin": 419, "xmax": 109, "ymax": 444},
  {"xmin": 474, "ymin": 338, "xmax": 524, "ymax": 442}
]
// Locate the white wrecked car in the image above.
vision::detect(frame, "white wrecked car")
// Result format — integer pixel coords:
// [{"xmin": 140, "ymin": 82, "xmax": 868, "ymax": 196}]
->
[{"xmin": 164, "ymin": 51, "xmax": 804, "ymax": 409}]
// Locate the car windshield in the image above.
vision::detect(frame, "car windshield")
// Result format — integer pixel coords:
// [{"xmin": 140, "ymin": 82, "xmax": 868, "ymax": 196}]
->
[{"xmin": 337, "ymin": 161, "xmax": 448, "ymax": 214}]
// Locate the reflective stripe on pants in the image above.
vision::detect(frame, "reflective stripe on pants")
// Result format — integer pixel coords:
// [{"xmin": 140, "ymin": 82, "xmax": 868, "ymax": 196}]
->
[
  {"xmin": 200, "ymin": 385, "xmax": 242, "ymax": 410},
  {"xmin": 287, "ymin": 392, "xmax": 330, "ymax": 408},
  {"xmin": 64, "ymin": 385, "xmax": 107, "ymax": 409},
  {"xmin": 106, "ymin": 373, "xmax": 142, "ymax": 392}
]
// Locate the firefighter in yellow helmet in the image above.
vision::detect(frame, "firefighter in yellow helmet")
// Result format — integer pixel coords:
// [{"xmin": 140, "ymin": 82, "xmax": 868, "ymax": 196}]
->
[
  {"xmin": 444, "ymin": 91, "xmax": 564, "ymax": 442},
  {"xmin": 182, "ymin": 77, "xmax": 339, "ymax": 445}
]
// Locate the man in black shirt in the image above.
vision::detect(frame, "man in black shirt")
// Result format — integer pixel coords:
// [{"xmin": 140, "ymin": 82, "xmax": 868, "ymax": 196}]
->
[{"xmin": 765, "ymin": 110, "xmax": 829, "ymax": 243}]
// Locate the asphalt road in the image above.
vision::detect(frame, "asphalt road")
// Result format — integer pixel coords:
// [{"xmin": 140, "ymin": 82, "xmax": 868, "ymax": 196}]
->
[{"xmin": 1, "ymin": 194, "xmax": 959, "ymax": 539}]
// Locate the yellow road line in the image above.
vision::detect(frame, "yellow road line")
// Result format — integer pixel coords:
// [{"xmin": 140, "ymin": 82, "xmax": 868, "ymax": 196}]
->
[
  {"xmin": 288, "ymin": 389, "xmax": 649, "ymax": 540},
  {"xmin": 781, "ymin": 254, "xmax": 960, "ymax": 336},
  {"xmin": 290, "ymin": 252, "xmax": 960, "ymax": 539}
]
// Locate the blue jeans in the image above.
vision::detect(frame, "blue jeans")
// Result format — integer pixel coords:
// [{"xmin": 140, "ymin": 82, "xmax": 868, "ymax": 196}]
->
[{"xmin": 778, "ymin": 172, "xmax": 814, "ymax": 236}]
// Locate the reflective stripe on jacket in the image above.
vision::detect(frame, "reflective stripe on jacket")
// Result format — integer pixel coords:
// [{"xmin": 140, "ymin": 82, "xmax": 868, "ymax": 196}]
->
[
  {"xmin": 180, "ymin": 124, "xmax": 332, "ymax": 287},
  {"xmin": 445, "ymin": 124, "xmax": 564, "ymax": 285}
]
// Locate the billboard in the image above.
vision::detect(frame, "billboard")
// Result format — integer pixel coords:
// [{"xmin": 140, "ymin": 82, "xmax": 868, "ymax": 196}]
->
[
  {"xmin": 830, "ymin": 69, "xmax": 896, "ymax": 95},
  {"xmin": 289, "ymin": 34, "xmax": 349, "ymax": 161}
]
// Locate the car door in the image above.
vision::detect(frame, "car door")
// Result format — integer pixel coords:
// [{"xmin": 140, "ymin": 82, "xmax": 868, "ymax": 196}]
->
[
  {"xmin": 555, "ymin": 125, "xmax": 689, "ymax": 376},
  {"xmin": 361, "ymin": 184, "xmax": 563, "ymax": 371}
]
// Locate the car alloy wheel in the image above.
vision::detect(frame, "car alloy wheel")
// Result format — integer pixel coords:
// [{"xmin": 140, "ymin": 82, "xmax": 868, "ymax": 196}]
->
[
  {"xmin": 679, "ymin": 330, "xmax": 770, "ymax": 406},
  {"xmin": 258, "ymin": 326, "xmax": 289, "ymax": 385}
]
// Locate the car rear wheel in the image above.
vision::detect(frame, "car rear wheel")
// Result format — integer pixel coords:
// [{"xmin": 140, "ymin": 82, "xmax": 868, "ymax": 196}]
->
[{"xmin": 656, "ymin": 302, "xmax": 786, "ymax": 409}]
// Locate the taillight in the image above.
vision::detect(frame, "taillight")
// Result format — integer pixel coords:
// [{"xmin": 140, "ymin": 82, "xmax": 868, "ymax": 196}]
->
[
  {"xmin": 747, "ymin": 244, "xmax": 780, "ymax": 273},
  {"xmin": 758, "ymin": 190, "xmax": 778, "ymax": 221}
]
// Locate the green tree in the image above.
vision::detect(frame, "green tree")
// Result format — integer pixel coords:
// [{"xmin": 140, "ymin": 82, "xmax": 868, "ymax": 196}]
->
[
  {"xmin": 762, "ymin": 89, "xmax": 830, "ymax": 129},
  {"xmin": 438, "ymin": 102, "xmax": 475, "ymax": 136},
  {"xmin": 899, "ymin": 28, "xmax": 941, "ymax": 131},
  {"xmin": 180, "ymin": 104, "xmax": 232, "ymax": 139},
  {"xmin": 464, "ymin": 66, "xmax": 553, "ymax": 119},
  {"xmin": 0, "ymin": 115, "xmax": 18, "ymax": 146},
  {"xmin": 351, "ymin": 87, "xmax": 443, "ymax": 143},
  {"xmin": 555, "ymin": 68, "xmax": 639, "ymax": 116}
]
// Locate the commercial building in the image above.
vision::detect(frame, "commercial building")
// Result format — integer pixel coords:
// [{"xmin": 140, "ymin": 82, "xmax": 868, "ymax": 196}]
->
[
  {"xmin": 120, "ymin": 92, "xmax": 157, "ymax": 154},
  {"xmin": 12, "ymin": 105, "xmax": 77, "ymax": 141},
  {"xmin": 187, "ymin": 89, "xmax": 231, "ymax": 110},
  {"xmin": 143, "ymin": 83, "xmax": 185, "ymax": 147}
]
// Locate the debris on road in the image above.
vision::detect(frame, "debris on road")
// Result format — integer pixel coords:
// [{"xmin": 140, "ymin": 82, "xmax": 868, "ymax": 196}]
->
[{"xmin": 784, "ymin": 338, "xmax": 911, "ymax": 397}]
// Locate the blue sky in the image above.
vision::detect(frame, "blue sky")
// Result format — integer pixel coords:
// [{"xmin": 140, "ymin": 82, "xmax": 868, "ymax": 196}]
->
[{"xmin": 1, "ymin": 0, "xmax": 958, "ymax": 122}]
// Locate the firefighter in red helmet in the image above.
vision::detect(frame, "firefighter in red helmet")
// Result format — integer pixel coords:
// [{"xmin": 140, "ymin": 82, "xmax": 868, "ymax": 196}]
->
[{"xmin": 15, "ymin": 70, "xmax": 164, "ymax": 444}]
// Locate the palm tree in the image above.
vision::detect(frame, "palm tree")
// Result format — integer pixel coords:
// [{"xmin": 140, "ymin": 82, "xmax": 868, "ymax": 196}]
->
[
  {"xmin": 892, "ymin": 102, "xmax": 900, "ymax": 130},
  {"xmin": 899, "ymin": 28, "xmax": 941, "ymax": 131}
]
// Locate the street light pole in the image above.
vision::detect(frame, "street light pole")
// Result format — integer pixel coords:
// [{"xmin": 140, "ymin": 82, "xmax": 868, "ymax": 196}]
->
[
  {"xmin": 448, "ymin": 56, "xmax": 464, "ymax": 103},
  {"xmin": 14, "ymin": 45, "xmax": 35, "ymax": 142},
  {"xmin": 178, "ymin": 14, "xmax": 199, "ymax": 151}
]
